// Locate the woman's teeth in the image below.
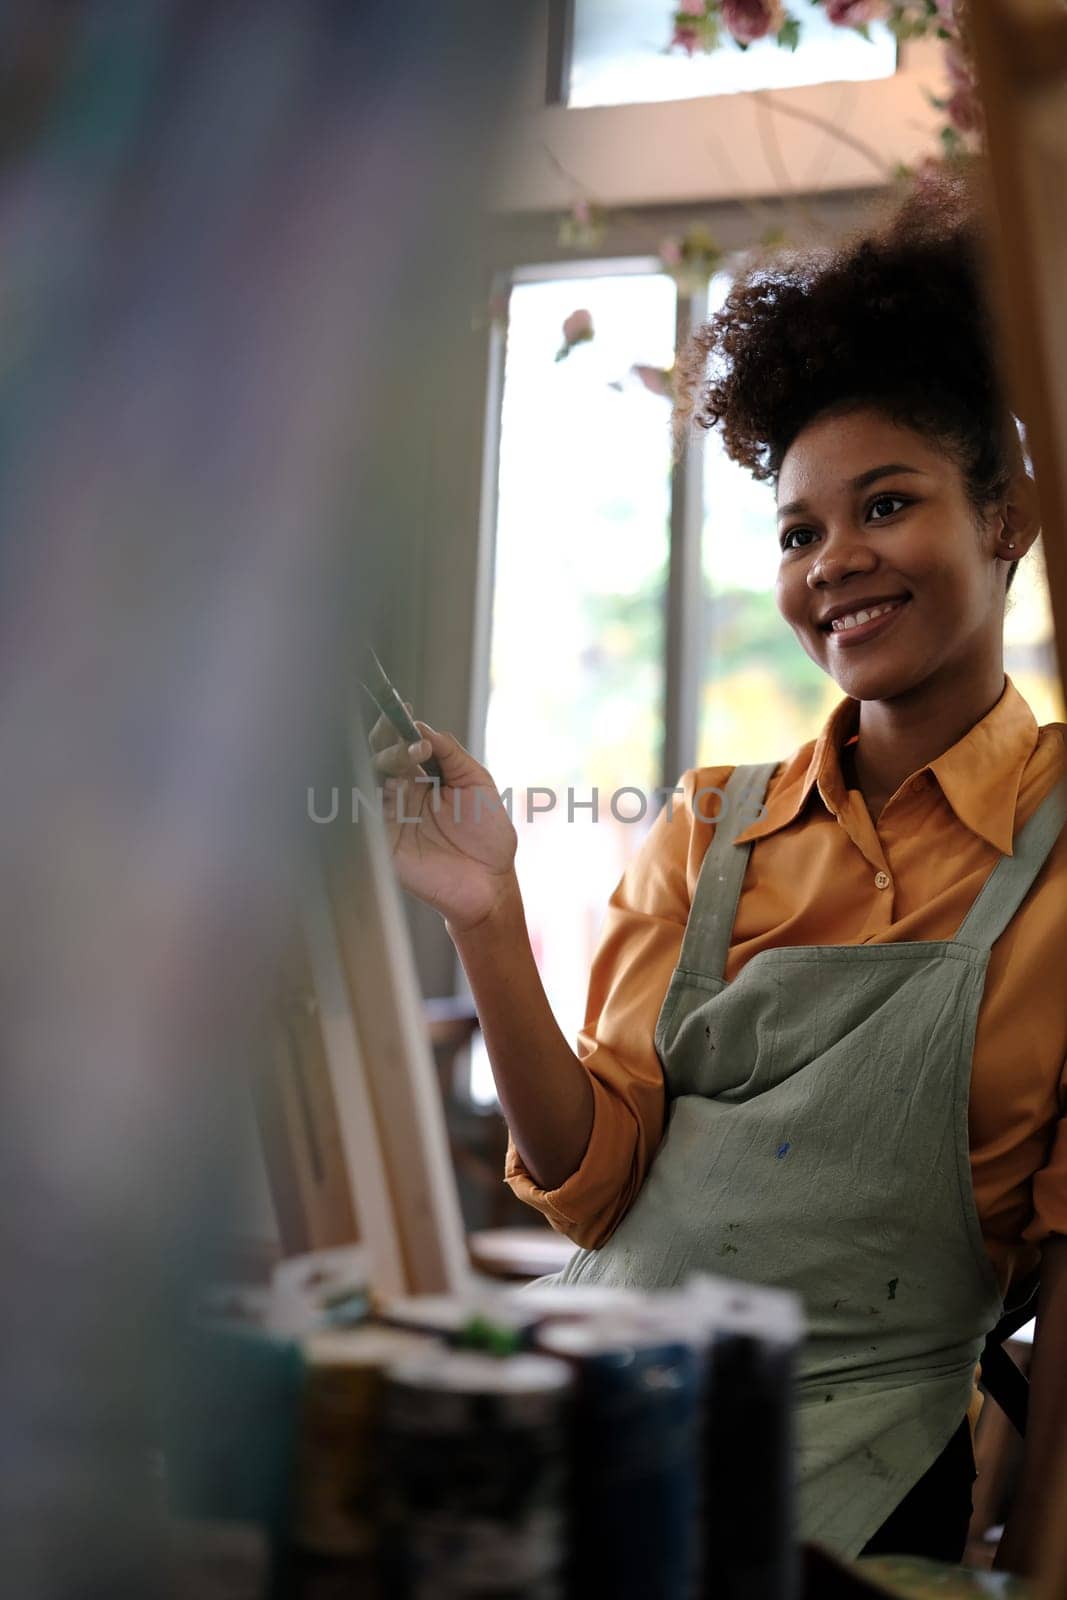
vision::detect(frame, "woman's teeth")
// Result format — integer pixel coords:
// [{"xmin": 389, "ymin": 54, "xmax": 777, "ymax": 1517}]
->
[{"xmin": 830, "ymin": 599, "xmax": 905, "ymax": 633}]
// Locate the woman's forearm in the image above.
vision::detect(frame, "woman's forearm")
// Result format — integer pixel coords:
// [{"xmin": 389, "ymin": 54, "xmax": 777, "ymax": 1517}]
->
[{"xmin": 447, "ymin": 872, "xmax": 593, "ymax": 1192}]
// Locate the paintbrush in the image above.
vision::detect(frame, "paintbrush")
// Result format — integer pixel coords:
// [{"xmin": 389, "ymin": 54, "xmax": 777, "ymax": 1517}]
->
[{"xmin": 360, "ymin": 646, "xmax": 443, "ymax": 780}]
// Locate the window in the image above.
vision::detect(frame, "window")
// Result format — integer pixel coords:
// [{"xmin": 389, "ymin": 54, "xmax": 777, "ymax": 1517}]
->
[
  {"xmin": 471, "ymin": 268, "xmax": 677, "ymax": 1100},
  {"xmin": 1003, "ymin": 540, "xmax": 1063, "ymax": 727},
  {"xmin": 567, "ymin": 0, "xmax": 896, "ymax": 109}
]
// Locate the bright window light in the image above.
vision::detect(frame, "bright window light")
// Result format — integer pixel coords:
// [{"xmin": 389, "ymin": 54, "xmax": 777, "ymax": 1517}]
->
[{"xmin": 569, "ymin": 0, "xmax": 896, "ymax": 108}]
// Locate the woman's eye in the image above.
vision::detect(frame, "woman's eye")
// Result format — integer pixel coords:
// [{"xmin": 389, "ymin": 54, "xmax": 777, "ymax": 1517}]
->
[
  {"xmin": 868, "ymin": 494, "xmax": 908, "ymax": 520},
  {"xmin": 780, "ymin": 496, "xmax": 909, "ymax": 549}
]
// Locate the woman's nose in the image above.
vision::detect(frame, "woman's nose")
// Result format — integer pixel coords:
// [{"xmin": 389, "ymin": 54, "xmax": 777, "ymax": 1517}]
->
[{"xmin": 805, "ymin": 525, "xmax": 878, "ymax": 589}]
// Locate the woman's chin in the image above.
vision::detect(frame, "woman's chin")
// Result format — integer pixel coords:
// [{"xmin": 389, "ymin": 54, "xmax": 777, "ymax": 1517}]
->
[{"xmin": 821, "ymin": 652, "xmax": 928, "ymax": 704}]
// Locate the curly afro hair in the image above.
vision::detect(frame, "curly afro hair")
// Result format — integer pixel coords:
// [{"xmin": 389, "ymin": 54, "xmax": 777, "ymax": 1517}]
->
[{"xmin": 673, "ymin": 167, "xmax": 1028, "ymax": 589}]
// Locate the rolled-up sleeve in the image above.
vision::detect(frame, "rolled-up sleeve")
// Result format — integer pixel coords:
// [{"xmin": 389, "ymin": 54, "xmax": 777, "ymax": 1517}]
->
[{"xmin": 504, "ymin": 774, "xmax": 704, "ymax": 1250}]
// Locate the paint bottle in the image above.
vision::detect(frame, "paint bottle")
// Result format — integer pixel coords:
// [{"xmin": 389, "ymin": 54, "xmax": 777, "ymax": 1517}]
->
[
  {"xmin": 535, "ymin": 1320, "xmax": 701, "ymax": 1600},
  {"xmin": 686, "ymin": 1275, "xmax": 803, "ymax": 1600},
  {"xmin": 293, "ymin": 1326, "xmax": 433, "ymax": 1560},
  {"xmin": 380, "ymin": 1348, "xmax": 573, "ymax": 1598}
]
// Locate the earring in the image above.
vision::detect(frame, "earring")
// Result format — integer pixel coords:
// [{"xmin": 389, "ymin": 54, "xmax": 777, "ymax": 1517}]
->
[{"xmin": 1006, "ymin": 542, "xmax": 1016, "ymax": 550}]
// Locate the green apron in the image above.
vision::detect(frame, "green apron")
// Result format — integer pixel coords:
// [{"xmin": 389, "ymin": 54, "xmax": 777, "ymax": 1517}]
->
[{"xmin": 547, "ymin": 761, "xmax": 1067, "ymax": 1556}]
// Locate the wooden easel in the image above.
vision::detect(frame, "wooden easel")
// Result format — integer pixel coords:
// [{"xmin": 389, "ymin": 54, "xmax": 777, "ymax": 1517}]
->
[{"xmin": 256, "ymin": 729, "xmax": 469, "ymax": 1300}]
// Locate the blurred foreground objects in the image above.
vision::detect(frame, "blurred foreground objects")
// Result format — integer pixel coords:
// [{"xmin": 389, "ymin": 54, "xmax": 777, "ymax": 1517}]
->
[{"xmin": 0, "ymin": 3, "xmax": 525, "ymax": 1595}]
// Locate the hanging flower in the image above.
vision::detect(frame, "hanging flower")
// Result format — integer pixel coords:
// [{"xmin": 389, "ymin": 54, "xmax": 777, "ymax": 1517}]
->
[
  {"xmin": 943, "ymin": 39, "xmax": 982, "ymax": 132},
  {"xmin": 558, "ymin": 198, "xmax": 607, "ymax": 251},
  {"xmin": 556, "ymin": 308, "xmax": 595, "ymax": 362},
  {"xmin": 823, "ymin": 0, "xmax": 887, "ymax": 27},
  {"xmin": 670, "ymin": 0, "xmax": 720, "ymax": 53},
  {"xmin": 632, "ymin": 364, "xmax": 675, "ymax": 399},
  {"xmin": 655, "ymin": 0, "xmax": 985, "ymax": 210},
  {"xmin": 895, "ymin": 155, "xmax": 949, "ymax": 194},
  {"xmin": 672, "ymin": 21, "xmax": 701, "ymax": 53},
  {"xmin": 660, "ymin": 224, "xmax": 724, "ymax": 293},
  {"xmin": 721, "ymin": 0, "xmax": 784, "ymax": 45}
]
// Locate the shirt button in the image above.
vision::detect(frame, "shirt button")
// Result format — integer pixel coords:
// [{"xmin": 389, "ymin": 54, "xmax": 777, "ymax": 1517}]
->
[{"xmin": 874, "ymin": 870, "xmax": 891, "ymax": 890}]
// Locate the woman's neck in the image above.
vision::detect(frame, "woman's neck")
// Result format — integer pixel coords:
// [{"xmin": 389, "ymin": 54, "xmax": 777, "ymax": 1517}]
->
[{"xmin": 848, "ymin": 663, "xmax": 1007, "ymax": 822}]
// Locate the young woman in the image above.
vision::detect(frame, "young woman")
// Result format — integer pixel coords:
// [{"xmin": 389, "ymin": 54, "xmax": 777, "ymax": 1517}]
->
[{"xmin": 369, "ymin": 174, "xmax": 1067, "ymax": 1573}]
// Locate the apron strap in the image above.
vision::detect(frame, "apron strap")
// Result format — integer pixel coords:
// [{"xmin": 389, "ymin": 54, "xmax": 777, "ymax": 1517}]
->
[
  {"xmin": 676, "ymin": 762, "xmax": 1066, "ymax": 975},
  {"xmin": 953, "ymin": 775, "xmax": 1067, "ymax": 953},
  {"xmin": 675, "ymin": 761, "xmax": 778, "ymax": 982}
]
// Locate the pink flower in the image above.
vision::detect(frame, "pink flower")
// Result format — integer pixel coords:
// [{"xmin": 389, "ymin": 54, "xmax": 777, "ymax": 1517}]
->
[
  {"xmin": 562, "ymin": 308, "xmax": 593, "ymax": 344},
  {"xmin": 678, "ymin": 0, "xmax": 706, "ymax": 13},
  {"xmin": 721, "ymin": 0, "xmax": 784, "ymax": 45},
  {"xmin": 945, "ymin": 82, "xmax": 981, "ymax": 133},
  {"xmin": 943, "ymin": 40, "xmax": 982, "ymax": 131},
  {"xmin": 934, "ymin": 0, "xmax": 958, "ymax": 29},
  {"xmin": 659, "ymin": 237, "xmax": 683, "ymax": 268},
  {"xmin": 671, "ymin": 21, "xmax": 702, "ymax": 53},
  {"xmin": 944, "ymin": 39, "xmax": 973, "ymax": 92},
  {"xmin": 910, "ymin": 157, "xmax": 945, "ymax": 194},
  {"xmin": 632, "ymin": 365, "xmax": 674, "ymax": 399},
  {"xmin": 556, "ymin": 307, "xmax": 595, "ymax": 361},
  {"xmin": 572, "ymin": 199, "xmax": 590, "ymax": 226},
  {"xmin": 823, "ymin": 0, "xmax": 887, "ymax": 26}
]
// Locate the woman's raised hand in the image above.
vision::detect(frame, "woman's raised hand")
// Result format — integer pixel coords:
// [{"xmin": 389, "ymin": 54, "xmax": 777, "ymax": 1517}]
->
[
  {"xmin": 367, "ymin": 706, "xmax": 518, "ymax": 932},
  {"xmin": 370, "ymin": 708, "xmax": 596, "ymax": 1192}
]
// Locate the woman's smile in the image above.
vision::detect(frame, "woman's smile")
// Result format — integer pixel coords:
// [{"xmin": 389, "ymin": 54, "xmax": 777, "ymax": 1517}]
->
[{"xmin": 822, "ymin": 594, "xmax": 911, "ymax": 647}]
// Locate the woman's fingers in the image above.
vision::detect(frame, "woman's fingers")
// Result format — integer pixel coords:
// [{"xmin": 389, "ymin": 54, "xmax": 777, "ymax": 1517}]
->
[
  {"xmin": 367, "ymin": 699, "xmax": 423, "ymax": 756},
  {"xmin": 372, "ymin": 736, "xmax": 431, "ymax": 780},
  {"xmin": 368, "ymin": 707, "xmax": 489, "ymax": 792},
  {"xmin": 368, "ymin": 709, "xmax": 405, "ymax": 754},
  {"xmin": 367, "ymin": 712, "xmax": 394, "ymax": 754},
  {"xmin": 412, "ymin": 721, "xmax": 475, "ymax": 781}
]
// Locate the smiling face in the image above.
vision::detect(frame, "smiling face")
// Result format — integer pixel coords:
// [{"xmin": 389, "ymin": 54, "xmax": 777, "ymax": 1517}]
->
[{"xmin": 774, "ymin": 406, "xmax": 1011, "ymax": 705}]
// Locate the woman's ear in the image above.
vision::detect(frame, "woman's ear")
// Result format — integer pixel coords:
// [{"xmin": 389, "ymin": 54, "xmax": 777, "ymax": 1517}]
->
[{"xmin": 992, "ymin": 472, "xmax": 1041, "ymax": 563}]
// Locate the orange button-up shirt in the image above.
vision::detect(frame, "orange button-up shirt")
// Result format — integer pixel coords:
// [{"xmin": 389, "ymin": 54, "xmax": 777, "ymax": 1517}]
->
[{"xmin": 505, "ymin": 677, "xmax": 1067, "ymax": 1295}]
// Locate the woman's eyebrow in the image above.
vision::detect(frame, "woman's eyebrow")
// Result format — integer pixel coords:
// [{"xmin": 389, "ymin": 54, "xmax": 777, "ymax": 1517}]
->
[{"xmin": 777, "ymin": 463, "xmax": 926, "ymax": 520}]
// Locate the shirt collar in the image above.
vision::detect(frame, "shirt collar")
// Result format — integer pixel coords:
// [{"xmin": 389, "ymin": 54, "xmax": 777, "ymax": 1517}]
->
[{"xmin": 734, "ymin": 676, "xmax": 1039, "ymax": 855}]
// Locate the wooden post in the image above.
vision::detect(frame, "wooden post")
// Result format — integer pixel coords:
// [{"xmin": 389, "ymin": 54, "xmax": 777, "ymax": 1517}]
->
[
  {"xmin": 969, "ymin": 1, "xmax": 1067, "ymax": 1590},
  {"xmin": 970, "ymin": 0, "xmax": 1067, "ymax": 688}
]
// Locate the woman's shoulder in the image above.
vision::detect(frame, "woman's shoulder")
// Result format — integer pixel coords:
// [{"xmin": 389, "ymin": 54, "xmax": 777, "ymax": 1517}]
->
[
  {"xmin": 657, "ymin": 753, "xmax": 799, "ymax": 863},
  {"xmin": 675, "ymin": 739, "xmax": 813, "ymax": 824},
  {"xmin": 676, "ymin": 749, "xmax": 798, "ymax": 797}
]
